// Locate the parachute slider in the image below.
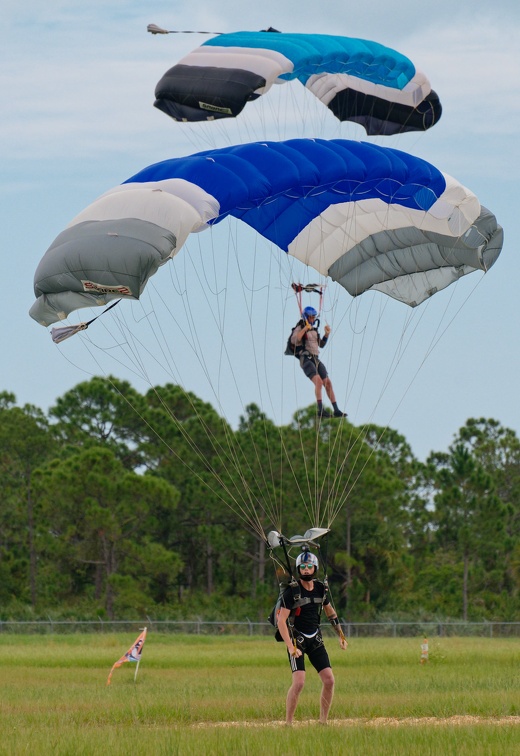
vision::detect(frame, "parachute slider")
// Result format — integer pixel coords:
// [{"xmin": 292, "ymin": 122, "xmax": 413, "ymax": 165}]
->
[
  {"xmin": 291, "ymin": 283, "xmax": 325, "ymax": 295},
  {"xmin": 288, "ymin": 527, "xmax": 330, "ymax": 546},
  {"xmin": 266, "ymin": 527, "xmax": 330, "ymax": 549}
]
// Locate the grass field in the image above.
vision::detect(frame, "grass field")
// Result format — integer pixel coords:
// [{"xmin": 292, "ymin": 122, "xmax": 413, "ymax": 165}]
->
[{"xmin": 0, "ymin": 633, "xmax": 518, "ymax": 754}]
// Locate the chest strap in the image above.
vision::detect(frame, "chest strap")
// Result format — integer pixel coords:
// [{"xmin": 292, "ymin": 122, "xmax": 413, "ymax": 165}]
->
[{"xmin": 292, "ymin": 595, "xmax": 324, "ymax": 610}]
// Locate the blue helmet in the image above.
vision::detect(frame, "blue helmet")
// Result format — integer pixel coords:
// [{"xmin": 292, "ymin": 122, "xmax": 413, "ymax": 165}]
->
[{"xmin": 302, "ymin": 306, "xmax": 317, "ymax": 320}]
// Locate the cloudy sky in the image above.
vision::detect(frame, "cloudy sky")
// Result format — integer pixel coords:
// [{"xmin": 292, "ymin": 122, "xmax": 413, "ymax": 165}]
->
[{"xmin": 2, "ymin": 1, "xmax": 519, "ymax": 460}]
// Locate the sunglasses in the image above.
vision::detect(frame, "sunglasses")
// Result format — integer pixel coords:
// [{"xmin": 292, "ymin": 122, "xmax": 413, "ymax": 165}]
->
[{"xmin": 300, "ymin": 565, "xmax": 315, "ymax": 570}]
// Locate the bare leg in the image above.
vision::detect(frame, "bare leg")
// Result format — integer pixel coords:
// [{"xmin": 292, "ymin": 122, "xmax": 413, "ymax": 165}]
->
[
  {"xmin": 323, "ymin": 377, "xmax": 336, "ymax": 404},
  {"xmin": 318, "ymin": 667, "xmax": 335, "ymax": 724},
  {"xmin": 311, "ymin": 375, "xmax": 324, "ymax": 401},
  {"xmin": 286, "ymin": 670, "xmax": 305, "ymax": 725}
]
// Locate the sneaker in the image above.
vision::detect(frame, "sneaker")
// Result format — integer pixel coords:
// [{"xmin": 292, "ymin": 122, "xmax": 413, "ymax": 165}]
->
[
  {"xmin": 333, "ymin": 409, "xmax": 347, "ymax": 418},
  {"xmin": 317, "ymin": 407, "xmax": 333, "ymax": 418}
]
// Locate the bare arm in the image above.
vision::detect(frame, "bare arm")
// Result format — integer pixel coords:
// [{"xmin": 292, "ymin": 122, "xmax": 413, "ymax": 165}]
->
[
  {"xmin": 323, "ymin": 602, "xmax": 348, "ymax": 650},
  {"xmin": 319, "ymin": 324, "xmax": 331, "ymax": 348},
  {"xmin": 294, "ymin": 323, "xmax": 311, "ymax": 344},
  {"xmin": 277, "ymin": 607, "xmax": 302, "ymax": 657}
]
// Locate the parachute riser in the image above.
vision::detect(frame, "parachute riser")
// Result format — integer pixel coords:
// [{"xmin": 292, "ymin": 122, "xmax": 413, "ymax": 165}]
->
[{"xmin": 280, "ymin": 536, "xmax": 296, "ymax": 584}]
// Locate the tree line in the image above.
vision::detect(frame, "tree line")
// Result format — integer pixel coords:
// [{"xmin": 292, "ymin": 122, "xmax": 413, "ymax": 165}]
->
[{"xmin": 0, "ymin": 377, "xmax": 518, "ymax": 622}]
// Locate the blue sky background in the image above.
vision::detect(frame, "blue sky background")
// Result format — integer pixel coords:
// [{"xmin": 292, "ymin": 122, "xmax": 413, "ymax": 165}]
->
[{"xmin": 2, "ymin": 1, "xmax": 519, "ymax": 461}]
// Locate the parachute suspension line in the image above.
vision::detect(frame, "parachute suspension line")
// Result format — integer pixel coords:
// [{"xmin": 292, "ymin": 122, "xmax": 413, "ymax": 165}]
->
[
  {"xmin": 260, "ymin": 245, "xmax": 334, "ymax": 530},
  {"xmin": 67, "ymin": 322, "xmax": 268, "ymax": 541},
  {"xmin": 171, "ymin": 100, "xmax": 266, "ymax": 153},
  {"xmin": 313, "ymin": 416, "xmax": 322, "ymax": 526},
  {"xmin": 148, "ymin": 389, "xmax": 268, "ymax": 539},
  {"xmin": 221, "ymin": 221, "xmax": 335, "ymax": 534},
  {"xmin": 267, "ymin": 243, "xmax": 295, "ymax": 529},
  {"xmin": 264, "ymin": 80, "xmax": 305, "ymax": 142},
  {"xmin": 323, "ymin": 306, "xmax": 450, "ymax": 526},
  {"xmin": 311, "ymin": 205, "xmax": 392, "ymax": 525},
  {"xmin": 93, "ymin": 302, "xmax": 272, "ymax": 535},
  {"xmin": 309, "ymin": 212, "xmax": 397, "ymax": 526},
  {"xmin": 269, "ymin": 247, "xmax": 324, "ymax": 529},
  {"xmin": 301, "ymin": 205, "xmax": 390, "ymax": 529},
  {"xmin": 68, "ymin": 257, "xmax": 278, "ymax": 538},
  {"xmin": 289, "ymin": 220, "xmax": 349, "ymax": 528},
  {"xmin": 316, "ymin": 286, "xmax": 351, "ymax": 527},
  {"xmin": 317, "ymin": 424, "xmax": 354, "ymax": 528},
  {"xmin": 325, "ymin": 243, "xmax": 486, "ymax": 527},
  {"xmin": 322, "ymin": 302, "xmax": 396, "ymax": 525},
  {"xmin": 225, "ymin": 222, "xmax": 287, "ymax": 529},
  {"xmin": 282, "ymin": 265, "xmax": 316, "ymax": 525},
  {"xmin": 148, "ymin": 216, "xmax": 339, "ymax": 536},
  {"xmin": 231, "ymin": 227, "xmax": 348, "ymax": 532},
  {"xmin": 173, "ymin": 226, "xmax": 284, "ymax": 530},
  {"xmin": 315, "ymin": 285, "xmax": 358, "ymax": 527},
  {"xmin": 327, "ymin": 202, "xmax": 424, "ymax": 460},
  {"xmin": 229, "ymin": 228, "xmax": 278, "ymax": 518},
  {"xmin": 359, "ymin": 274, "xmax": 485, "ymax": 496},
  {"xmin": 177, "ymin": 221, "xmax": 308, "ymax": 536},
  {"xmin": 277, "ymin": 203, "xmax": 352, "ymax": 530},
  {"xmin": 346, "ymin": 197, "xmax": 429, "ymax": 424},
  {"xmin": 178, "ymin": 122, "xmax": 224, "ymax": 154},
  {"xmin": 255, "ymin": 221, "xmax": 338, "ymax": 525},
  {"xmin": 287, "ymin": 279, "xmax": 338, "ymax": 528},
  {"xmin": 252, "ymin": 237, "xmax": 289, "ymax": 530}
]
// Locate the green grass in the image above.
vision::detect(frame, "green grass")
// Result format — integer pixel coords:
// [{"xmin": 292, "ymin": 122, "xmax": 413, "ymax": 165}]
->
[{"xmin": 0, "ymin": 634, "xmax": 518, "ymax": 754}]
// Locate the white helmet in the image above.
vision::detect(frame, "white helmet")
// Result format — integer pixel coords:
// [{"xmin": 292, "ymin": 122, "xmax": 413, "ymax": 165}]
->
[{"xmin": 296, "ymin": 551, "xmax": 319, "ymax": 571}]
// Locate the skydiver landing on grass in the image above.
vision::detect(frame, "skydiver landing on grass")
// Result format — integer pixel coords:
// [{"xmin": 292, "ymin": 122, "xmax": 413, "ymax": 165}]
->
[
  {"xmin": 291, "ymin": 307, "xmax": 347, "ymax": 419},
  {"xmin": 276, "ymin": 551, "xmax": 348, "ymax": 725}
]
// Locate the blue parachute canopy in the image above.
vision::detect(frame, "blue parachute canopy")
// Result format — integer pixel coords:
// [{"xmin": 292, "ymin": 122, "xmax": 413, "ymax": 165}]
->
[
  {"xmin": 153, "ymin": 30, "xmax": 442, "ymax": 135},
  {"xmin": 30, "ymin": 138, "xmax": 502, "ymax": 327}
]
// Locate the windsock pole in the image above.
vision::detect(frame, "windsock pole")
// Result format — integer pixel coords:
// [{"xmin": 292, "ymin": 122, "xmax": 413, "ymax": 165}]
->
[{"xmin": 420, "ymin": 638, "xmax": 429, "ymax": 664}]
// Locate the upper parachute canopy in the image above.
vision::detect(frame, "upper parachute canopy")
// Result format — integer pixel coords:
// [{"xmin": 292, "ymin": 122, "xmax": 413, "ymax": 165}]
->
[
  {"xmin": 153, "ymin": 30, "xmax": 442, "ymax": 135},
  {"xmin": 30, "ymin": 138, "xmax": 502, "ymax": 327}
]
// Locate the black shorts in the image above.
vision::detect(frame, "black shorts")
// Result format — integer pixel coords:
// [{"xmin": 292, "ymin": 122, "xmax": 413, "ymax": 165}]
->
[
  {"xmin": 300, "ymin": 354, "xmax": 328, "ymax": 381},
  {"xmin": 287, "ymin": 631, "xmax": 331, "ymax": 673}
]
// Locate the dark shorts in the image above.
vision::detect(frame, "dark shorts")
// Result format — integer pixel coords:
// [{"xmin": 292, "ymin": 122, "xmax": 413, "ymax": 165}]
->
[
  {"xmin": 300, "ymin": 354, "xmax": 328, "ymax": 381},
  {"xmin": 287, "ymin": 631, "xmax": 331, "ymax": 673}
]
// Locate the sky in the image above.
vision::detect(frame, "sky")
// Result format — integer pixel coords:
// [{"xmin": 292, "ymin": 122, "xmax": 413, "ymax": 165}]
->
[{"xmin": 1, "ymin": 0, "xmax": 519, "ymax": 461}]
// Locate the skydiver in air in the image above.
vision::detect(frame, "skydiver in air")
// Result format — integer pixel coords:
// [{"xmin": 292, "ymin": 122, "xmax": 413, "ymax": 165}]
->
[
  {"xmin": 291, "ymin": 307, "xmax": 347, "ymax": 418},
  {"xmin": 276, "ymin": 550, "xmax": 348, "ymax": 725}
]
